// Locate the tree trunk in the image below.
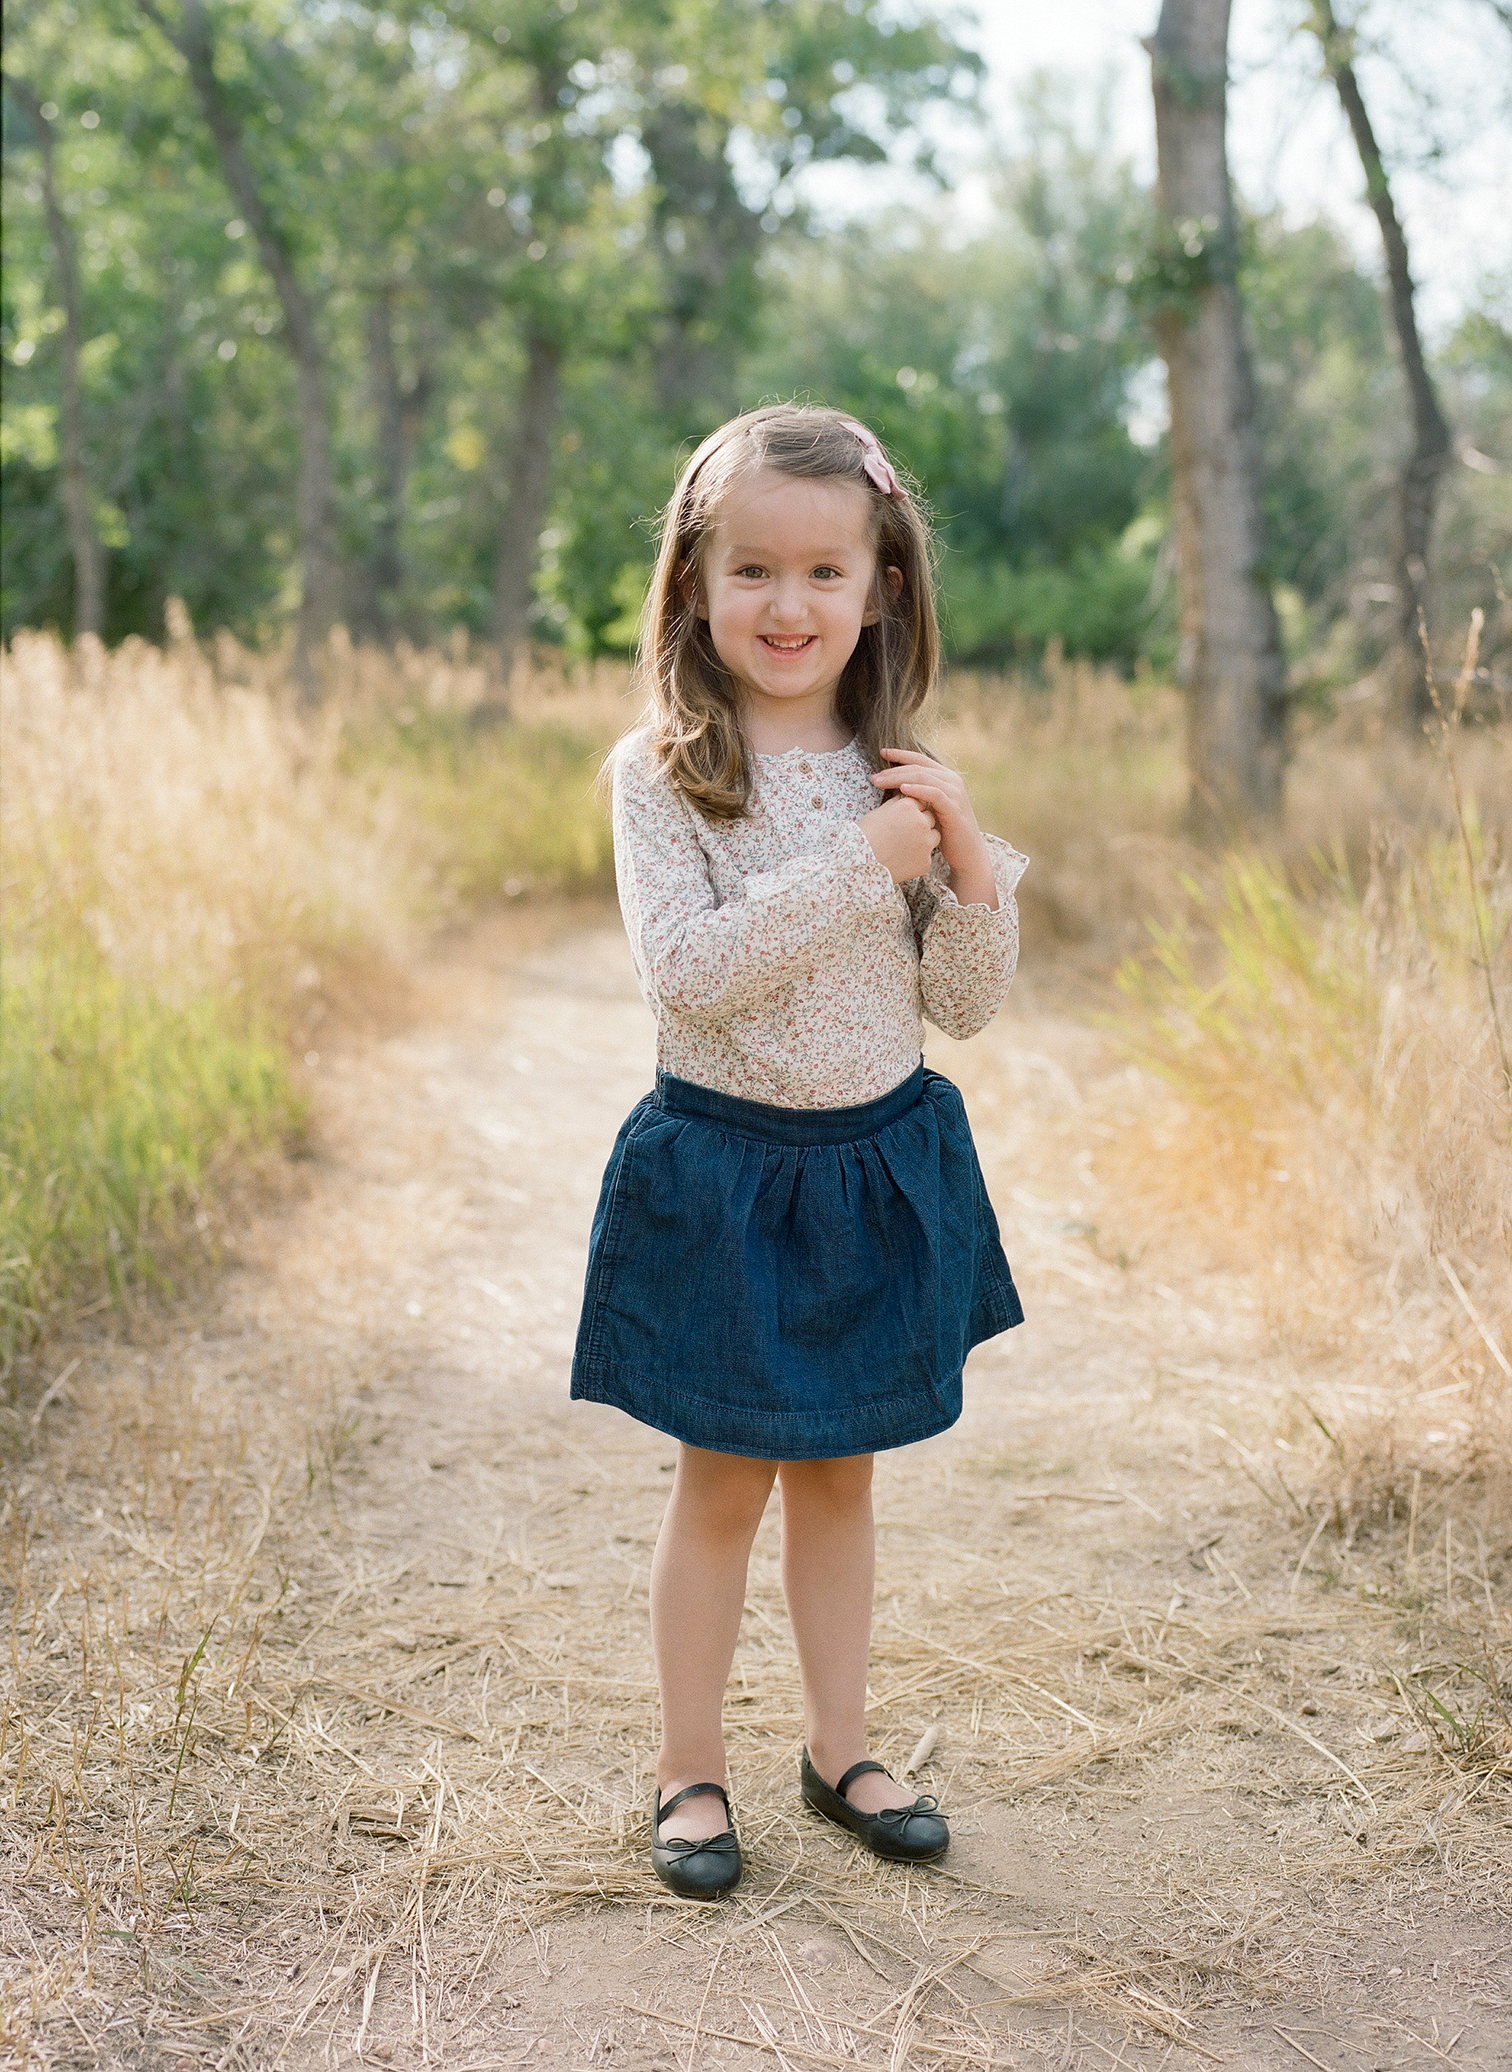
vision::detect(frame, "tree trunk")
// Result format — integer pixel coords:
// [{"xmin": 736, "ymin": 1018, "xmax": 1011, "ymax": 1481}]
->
[
  {"xmin": 137, "ymin": 0, "xmax": 340, "ymax": 669},
  {"xmin": 8, "ymin": 74, "xmax": 105, "ymax": 637},
  {"xmin": 360, "ymin": 290, "xmax": 407, "ymax": 635},
  {"xmin": 641, "ymin": 98, "xmax": 762, "ymax": 429},
  {"xmin": 492, "ymin": 328, "xmax": 561, "ymax": 668},
  {"xmin": 1308, "ymin": 1, "xmax": 1452, "ymax": 721},
  {"xmin": 1146, "ymin": 0, "xmax": 1285, "ymax": 834}
]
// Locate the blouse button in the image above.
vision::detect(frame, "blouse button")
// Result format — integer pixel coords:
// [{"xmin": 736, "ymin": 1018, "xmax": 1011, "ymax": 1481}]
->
[{"xmin": 811, "ymin": 795, "xmax": 824, "ymax": 809}]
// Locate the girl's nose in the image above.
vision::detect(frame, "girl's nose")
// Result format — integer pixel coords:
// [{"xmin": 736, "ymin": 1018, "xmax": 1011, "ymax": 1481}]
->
[{"xmin": 765, "ymin": 584, "xmax": 809, "ymax": 625}]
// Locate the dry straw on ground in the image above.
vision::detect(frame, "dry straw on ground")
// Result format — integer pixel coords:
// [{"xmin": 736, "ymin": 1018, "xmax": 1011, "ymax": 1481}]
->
[{"xmin": 5, "ymin": 1191, "xmax": 1508, "ymax": 2068}]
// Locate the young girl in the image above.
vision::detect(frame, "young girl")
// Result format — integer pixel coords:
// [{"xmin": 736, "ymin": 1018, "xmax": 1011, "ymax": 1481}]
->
[{"xmin": 570, "ymin": 404, "xmax": 1026, "ymax": 1898}]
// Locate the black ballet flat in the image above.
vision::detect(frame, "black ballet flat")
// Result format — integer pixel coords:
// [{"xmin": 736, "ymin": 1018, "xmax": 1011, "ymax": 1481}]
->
[
  {"xmin": 651, "ymin": 1782, "xmax": 742, "ymax": 1898},
  {"xmin": 800, "ymin": 1751, "xmax": 950, "ymax": 1863}
]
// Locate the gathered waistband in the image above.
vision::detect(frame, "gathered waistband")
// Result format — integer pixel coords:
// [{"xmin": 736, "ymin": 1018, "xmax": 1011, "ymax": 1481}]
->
[{"xmin": 652, "ymin": 1061, "xmax": 927, "ymax": 1147}]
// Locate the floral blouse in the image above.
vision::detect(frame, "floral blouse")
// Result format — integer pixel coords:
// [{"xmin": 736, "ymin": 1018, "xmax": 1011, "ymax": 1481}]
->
[{"xmin": 610, "ymin": 731, "xmax": 1028, "ymax": 1109}]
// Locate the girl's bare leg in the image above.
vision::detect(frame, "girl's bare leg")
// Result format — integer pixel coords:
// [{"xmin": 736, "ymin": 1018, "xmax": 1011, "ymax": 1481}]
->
[
  {"xmin": 651, "ymin": 1443, "xmax": 777, "ymax": 1841},
  {"xmin": 778, "ymin": 1456, "xmax": 920, "ymax": 1815}
]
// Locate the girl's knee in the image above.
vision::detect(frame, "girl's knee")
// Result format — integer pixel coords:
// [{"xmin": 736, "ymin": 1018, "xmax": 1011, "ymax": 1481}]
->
[
  {"xmin": 673, "ymin": 1446, "xmax": 777, "ymax": 1537},
  {"xmin": 779, "ymin": 1454, "xmax": 875, "ymax": 1510}
]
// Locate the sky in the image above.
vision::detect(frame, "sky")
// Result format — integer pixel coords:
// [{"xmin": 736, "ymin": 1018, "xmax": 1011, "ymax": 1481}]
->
[{"xmin": 805, "ymin": 0, "xmax": 1512, "ymax": 343}]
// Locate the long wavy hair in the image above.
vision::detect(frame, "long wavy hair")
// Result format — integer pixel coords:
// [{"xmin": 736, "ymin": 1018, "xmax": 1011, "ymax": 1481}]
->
[{"xmin": 633, "ymin": 404, "xmax": 938, "ymax": 821}]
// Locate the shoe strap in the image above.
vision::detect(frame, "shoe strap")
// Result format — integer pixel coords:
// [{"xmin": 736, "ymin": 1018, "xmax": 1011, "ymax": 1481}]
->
[
  {"xmin": 657, "ymin": 1781, "xmax": 730, "ymax": 1825},
  {"xmin": 835, "ymin": 1759, "xmax": 891, "ymax": 1800}
]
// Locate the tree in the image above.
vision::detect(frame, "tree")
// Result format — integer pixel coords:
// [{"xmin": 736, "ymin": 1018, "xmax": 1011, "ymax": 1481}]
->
[
  {"xmin": 2, "ymin": 72, "xmax": 105, "ymax": 636},
  {"xmin": 1145, "ymin": 0, "xmax": 1285, "ymax": 831},
  {"xmin": 1305, "ymin": 0, "xmax": 1452, "ymax": 719},
  {"xmin": 135, "ymin": 0, "xmax": 340, "ymax": 663},
  {"xmin": 470, "ymin": 6, "xmax": 574, "ymax": 664},
  {"xmin": 627, "ymin": 0, "xmax": 981, "ymax": 433}
]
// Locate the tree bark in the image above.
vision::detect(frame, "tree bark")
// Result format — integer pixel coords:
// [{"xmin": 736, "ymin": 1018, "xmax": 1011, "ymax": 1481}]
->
[
  {"xmin": 1307, "ymin": 1, "xmax": 1452, "ymax": 721},
  {"xmin": 136, "ymin": 0, "xmax": 340, "ymax": 668},
  {"xmin": 358, "ymin": 289, "xmax": 429, "ymax": 637},
  {"xmin": 640, "ymin": 98, "xmax": 762, "ymax": 429},
  {"xmin": 1146, "ymin": 0, "xmax": 1285, "ymax": 834},
  {"xmin": 8, "ymin": 74, "xmax": 105, "ymax": 637},
  {"xmin": 492, "ymin": 328, "xmax": 561, "ymax": 667}
]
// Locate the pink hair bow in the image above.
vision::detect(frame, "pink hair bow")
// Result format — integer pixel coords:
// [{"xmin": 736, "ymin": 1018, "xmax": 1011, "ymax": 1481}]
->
[{"xmin": 838, "ymin": 417, "xmax": 902, "ymax": 497}]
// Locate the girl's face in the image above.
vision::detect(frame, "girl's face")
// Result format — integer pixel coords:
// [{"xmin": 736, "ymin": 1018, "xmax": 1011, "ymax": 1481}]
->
[{"xmin": 695, "ymin": 469, "xmax": 885, "ymax": 721}]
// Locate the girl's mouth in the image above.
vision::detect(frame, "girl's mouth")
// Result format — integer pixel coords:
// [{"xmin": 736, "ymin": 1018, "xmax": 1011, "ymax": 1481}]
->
[{"xmin": 759, "ymin": 635, "xmax": 816, "ymax": 653}]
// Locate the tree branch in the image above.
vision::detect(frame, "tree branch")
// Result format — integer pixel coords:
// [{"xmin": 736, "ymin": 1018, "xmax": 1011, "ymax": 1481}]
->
[
  {"xmin": 1307, "ymin": 0, "xmax": 1453, "ymax": 712},
  {"xmin": 4, "ymin": 68, "xmax": 106, "ymax": 634},
  {"xmin": 133, "ymin": 0, "xmax": 338, "ymax": 654}
]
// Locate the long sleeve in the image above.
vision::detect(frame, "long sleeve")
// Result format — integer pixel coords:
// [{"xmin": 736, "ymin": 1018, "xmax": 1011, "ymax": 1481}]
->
[
  {"xmin": 904, "ymin": 834, "xmax": 1028, "ymax": 1040},
  {"xmin": 613, "ymin": 737, "xmax": 898, "ymax": 1027}
]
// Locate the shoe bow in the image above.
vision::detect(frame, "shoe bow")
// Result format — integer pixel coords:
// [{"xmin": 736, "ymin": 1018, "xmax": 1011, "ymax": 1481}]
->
[
  {"xmin": 656, "ymin": 1827, "xmax": 739, "ymax": 1861},
  {"xmin": 875, "ymin": 1794, "xmax": 940, "ymax": 1828}
]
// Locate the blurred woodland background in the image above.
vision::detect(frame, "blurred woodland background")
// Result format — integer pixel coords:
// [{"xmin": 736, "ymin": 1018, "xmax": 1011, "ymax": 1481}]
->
[{"xmin": 2, "ymin": 0, "xmax": 1507, "ymax": 681}]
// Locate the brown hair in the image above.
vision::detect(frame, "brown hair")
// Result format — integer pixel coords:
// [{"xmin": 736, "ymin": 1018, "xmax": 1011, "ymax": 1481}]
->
[{"xmin": 633, "ymin": 403, "xmax": 938, "ymax": 820}]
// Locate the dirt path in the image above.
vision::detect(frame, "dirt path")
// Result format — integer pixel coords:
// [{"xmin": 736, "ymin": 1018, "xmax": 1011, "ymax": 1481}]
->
[{"xmin": 7, "ymin": 909, "xmax": 1508, "ymax": 2071}]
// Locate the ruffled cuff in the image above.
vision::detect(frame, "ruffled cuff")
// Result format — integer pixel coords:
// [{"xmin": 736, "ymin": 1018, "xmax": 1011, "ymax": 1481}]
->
[{"xmin": 931, "ymin": 833, "xmax": 1029, "ymax": 916}]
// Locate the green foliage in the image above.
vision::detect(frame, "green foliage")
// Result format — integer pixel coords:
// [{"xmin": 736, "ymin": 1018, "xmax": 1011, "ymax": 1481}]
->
[
  {"xmin": 1125, "ymin": 212, "xmax": 1230, "ymax": 325},
  {"xmin": 348, "ymin": 707, "xmax": 618, "ymax": 900},
  {"xmin": 0, "ymin": 940, "xmax": 302, "ymax": 1370},
  {"xmin": 747, "ymin": 87, "xmax": 1165, "ymax": 663},
  {"xmin": 1243, "ymin": 216, "xmax": 1396, "ymax": 626},
  {"xmin": 2, "ymin": 3, "xmax": 1504, "ymax": 671},
  {"xmin": 940, "ymin": 537, "xmax": 1161, "ymax": 667},
  {"xmin": 0, "ymin": 0, "xmax": 979, "ymax": 644}
]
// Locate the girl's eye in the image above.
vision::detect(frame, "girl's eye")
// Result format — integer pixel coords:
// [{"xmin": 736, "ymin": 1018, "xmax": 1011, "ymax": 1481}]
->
[
  {"xmin": 812, "ymin": 566, "xmax": 841, "ymax": 580},
  {"xmin": 735, "ymin": 565, "xmax": 767, "ymax": 579}
]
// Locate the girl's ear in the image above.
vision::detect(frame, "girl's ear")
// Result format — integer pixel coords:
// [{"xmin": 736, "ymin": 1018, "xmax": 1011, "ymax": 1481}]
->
[
  {"xmin": 861, "ymin": 564, "xmax": 905, "ymax": 626},
  {"xmin": 677, "ymin": 557, "xmax": 708, "ymax": 621}
]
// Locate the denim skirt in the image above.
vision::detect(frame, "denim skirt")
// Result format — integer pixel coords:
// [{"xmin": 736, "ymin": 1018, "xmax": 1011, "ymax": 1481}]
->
[{"xmin": 569, "ymin": 1061, "xmax": 1022, "ymax": 1460}]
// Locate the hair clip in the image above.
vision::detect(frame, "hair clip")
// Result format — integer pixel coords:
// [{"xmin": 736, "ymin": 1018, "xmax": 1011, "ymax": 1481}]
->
[{"xmin": 838, "ymin": 417, "xmax": 902, "ymax": 497}]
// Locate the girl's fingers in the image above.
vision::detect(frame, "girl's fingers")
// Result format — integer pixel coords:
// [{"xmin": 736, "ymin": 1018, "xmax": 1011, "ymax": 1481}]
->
[
  {"xmin": 876, "ymin": 768, "xmax": 966, "ymax": 810},
  {"xmin": 892, "ymin": 790, "xmax": 939, "ymax": 829},
  {"xmin": 899, "ymin": 781, "xmax": 960, "ymax": 822}
]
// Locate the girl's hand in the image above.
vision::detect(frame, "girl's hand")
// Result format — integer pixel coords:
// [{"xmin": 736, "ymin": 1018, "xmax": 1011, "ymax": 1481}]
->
[
  {"xmin": 858, "ymin": 795, "xmax": 940, "ymax": 885},
  {"xmin": 871, "ymin": 749, "xmax": 999, "ymax": 909}
]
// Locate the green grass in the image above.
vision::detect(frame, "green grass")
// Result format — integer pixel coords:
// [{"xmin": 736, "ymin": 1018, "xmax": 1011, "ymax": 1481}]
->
[
  {"xmin": 349, "ymin": 709, "xmax": 618, "ymax": 903},
  {"xmin": 0, "ymin": 940, "xmax": 304, "ymax": 1371},
  {"xmin": 1116, "ymin": 831, "xmax": 1509, "ymax": 1114}
]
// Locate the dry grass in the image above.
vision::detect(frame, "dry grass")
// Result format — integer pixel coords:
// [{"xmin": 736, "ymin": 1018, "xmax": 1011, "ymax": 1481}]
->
[
  {"xmin": 5, "ymin": 1293, "xmax": 1508, "ymax": 2068},
  {"xmin": 0, "ymin": 629, "xmax": 625, "ymax": 1368},
  {"xmin": 1099, "ymin": 767, "xmax": 1511, "ymax": 1545},
  {"xmin": 5, "ymin": 616, "xmax": 1507, "ymax": 1504}
]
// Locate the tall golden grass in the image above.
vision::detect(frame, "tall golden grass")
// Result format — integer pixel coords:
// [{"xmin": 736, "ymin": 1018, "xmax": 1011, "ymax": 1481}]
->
[
  {"xmin": 1102, "ymin": 626, "xmax": 1511, "ymax": 1529},
  {"xmin": 0, "ymin": 627, "xmax": 625, "ymax": 1366}
]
